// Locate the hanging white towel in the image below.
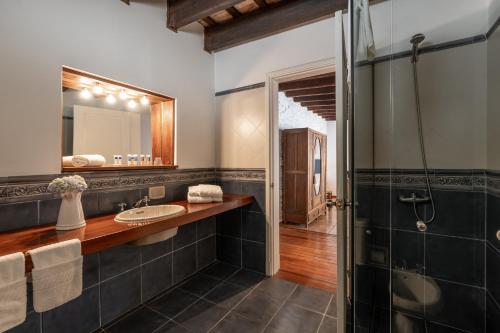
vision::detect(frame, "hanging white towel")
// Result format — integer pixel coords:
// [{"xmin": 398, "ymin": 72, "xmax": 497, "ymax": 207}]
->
[
  {"xmin": 187, "ymin": 193, "xmax": 223, "ymax": 204},
  {"xmin": 188, "ymin": 185, "xmax": 223, "ymax": 198},
  {"xmin": 355, "ymin": 0, "xmax": 376, "ymax": 61},
  {"xmin": 28, "ymin": 239, "xmax": 82, "ymax": 313},
  {"xmin": 71, "ymin": 154, "xmax": 106, "ymax": 167},
  {"xmin": 0, "ymin": 252, "xmax": 26, "ymax": 333}
]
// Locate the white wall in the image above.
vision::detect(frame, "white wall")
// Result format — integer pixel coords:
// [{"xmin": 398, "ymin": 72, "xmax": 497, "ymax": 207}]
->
[
  {"xmin": 487, "ymin": 20, "xmax": 500, "ymax": 170},
  {"xmin": 278, "ymin": 93, "xmax": 327, "ymax": 134},
  {"xmin": 0, "ymin": 0, "xmax": 214, "ymax": 176},
  {"xmin": 373, "ymin": 42, "xmax": 487, "ymax": 169},
  {"xmin": 369, "ymin": 0, "xmax": 490, "ymax": 58},
  {"xmin": 490, "ymin": 0, "xmax": 500, "ymax": 27},
  {"xmin": 326, "ymin": 121, "xmax": 337, "ymax": 194},
  {"xmin": 214, "ymin": 18, "xmax": 335, "ymax": 92}
]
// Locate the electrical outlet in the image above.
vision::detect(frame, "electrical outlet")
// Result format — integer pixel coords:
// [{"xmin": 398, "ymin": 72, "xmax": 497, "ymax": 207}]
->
[{"xmin": 149, "ymin": 186, "xmax": 165, "ymax": 200}]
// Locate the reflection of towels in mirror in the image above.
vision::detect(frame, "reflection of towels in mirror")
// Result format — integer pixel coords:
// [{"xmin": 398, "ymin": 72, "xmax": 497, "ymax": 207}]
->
[{"xmin": 63, "ymin": 155, "xmax": 106, "ymax": 167}]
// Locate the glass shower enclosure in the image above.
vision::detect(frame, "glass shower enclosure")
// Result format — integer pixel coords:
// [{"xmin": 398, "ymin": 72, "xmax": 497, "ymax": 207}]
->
[{"xmin": 349, "ymin": 0, "xmax": 500, "ymax": 332}]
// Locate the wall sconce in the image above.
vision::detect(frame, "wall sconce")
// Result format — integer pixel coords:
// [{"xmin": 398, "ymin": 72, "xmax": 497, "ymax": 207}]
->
[
  {"xmin": 80, "ymin": 87, "xmax": 92, "ymax": 99},
  {"xmin": 106, "ymin": 93, "xmax": 116, "ymax": 104},
  {"xmin": 140, "ymin": 95, "xmax": 149, "ymax": 106},
  {"xmin": 92, "ymin": 82, "xmax": 104, "ymax": 95}
]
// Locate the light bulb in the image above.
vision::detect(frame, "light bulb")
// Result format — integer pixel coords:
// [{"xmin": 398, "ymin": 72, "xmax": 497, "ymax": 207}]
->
[
  {"xmin": 140, "ymin": 95, "xmax": 149, "ymax": 106},
  {"xmin": 80, "ymin": 88, "xmax": 92, "ymax": 99},
  {"xmin": 119, "ymin": 89, "xmax": 128, "ymax": 100},
  {"xmin": 128, "ymin": 99, "xmax": 137, "ymax": 109},
  {"xmin": 92, "ymin": 82, "xmax": 104, "ymax": 95},
  {"xmin": 106, "ymin": 93, "xmax": 116, "ymax": 104}
]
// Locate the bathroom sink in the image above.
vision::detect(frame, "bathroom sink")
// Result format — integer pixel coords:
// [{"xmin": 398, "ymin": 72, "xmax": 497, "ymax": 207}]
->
[
  {"xmin": 115, "ymin": 205, "xmax": 186, "ymax": 224},
  {"xmin": 392, "ymin": 270, "xmax": 442, "ymax": 314},
  {"xmin": 114, "ymin": 205, "xmax": 186, "ymax": 246}
]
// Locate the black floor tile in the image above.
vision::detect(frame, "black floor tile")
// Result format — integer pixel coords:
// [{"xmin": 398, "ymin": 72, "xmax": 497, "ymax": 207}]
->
[
  {"xmin": 287, "ymin": 285, "xmax": 333, "ymax": 314},
  {"xmin": 104, "ymin": 307, "xmax": 168, "ymax": 333},
  {"xmin": 212, "ymin": 311, "xmax": 264, "ymax": 333},
  {"xmin": 154, "ymin": 321, "xmax": 189, "ymax": 333},
  {"xmin": 318, "ymin": 316, "xmax": 337, "ymax": 333},
  {"xmin": 173, "ymin": 299, "xmax": 228, "ymax": 333},
  {"xmin": 201, "ymin": 262, "xmax": 240, "ymax": 280},
  {"xmin": 204, "ymin": 282, "xmax": 251, "ymax": 309},
  {"xmin": 227, "ymin": 269, "xmax": 266, "ymax": 288},
  {"xmin": 147, "ymin": 288, "xmax": 199, "ymax": 319},
  {"xmin": 264, "ymin": 302, "xmax": 323, "ymax": 333},
  {"xmin": 180, "ymin": 273, "xmax": 221, "ymax": 297},
  {"xmin": 234, "ymin": 290, "xmax": 283, "ymax": 324},
  {"xmin": 254, "ymin": 278, "xmax": 296, "ymax": 301}
]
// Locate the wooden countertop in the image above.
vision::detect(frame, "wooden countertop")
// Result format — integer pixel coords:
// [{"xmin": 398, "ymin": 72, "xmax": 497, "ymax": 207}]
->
[{"xmin": 0, "ymin": 194, "xmax": 253, "ymax": 271}]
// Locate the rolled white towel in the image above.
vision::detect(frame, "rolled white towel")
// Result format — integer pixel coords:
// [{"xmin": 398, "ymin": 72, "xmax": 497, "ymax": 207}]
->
[
  {"xmin": 62, "ymin": 156, "xmax": 73, "ymax": 167},
  {"xmin": 0, "ymin": 252, "xmax": 26, "ymax": 332},
  {"xmin": 71, "ymin": 155, "xmax": 106, "ymax": 167},
  {"xmin": 28, "ymin": 239, "xmax": 82, "ymax": 312},
  {"xmin": 187, "ymin": 193, "xmax": 223, "ymax": 204},
  {"xmin": 188, "ymin": 184, "xmax": 223, "ymax": 198}
]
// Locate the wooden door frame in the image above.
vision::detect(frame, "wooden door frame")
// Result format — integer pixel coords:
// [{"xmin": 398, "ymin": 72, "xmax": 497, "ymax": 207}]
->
[{"xmin": 265, "ymin": 57, "xmax": 336, "ymax": 281}]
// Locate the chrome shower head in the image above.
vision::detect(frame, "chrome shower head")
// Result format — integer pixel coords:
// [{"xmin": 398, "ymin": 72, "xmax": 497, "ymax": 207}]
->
[{"xmin": 410, "ymin": 33, "xmax": 425, "ymax": 63}]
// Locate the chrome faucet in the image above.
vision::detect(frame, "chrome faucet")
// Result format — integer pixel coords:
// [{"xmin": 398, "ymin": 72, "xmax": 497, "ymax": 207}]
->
[{"xmin": 133, "ymin": 196, "xmax": 151, "ymax": 208}]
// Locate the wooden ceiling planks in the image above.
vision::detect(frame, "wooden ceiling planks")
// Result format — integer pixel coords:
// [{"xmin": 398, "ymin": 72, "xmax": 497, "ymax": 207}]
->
[{"xmin": 279, "ymin": 71, "xmax": 336, "ymax": 121}]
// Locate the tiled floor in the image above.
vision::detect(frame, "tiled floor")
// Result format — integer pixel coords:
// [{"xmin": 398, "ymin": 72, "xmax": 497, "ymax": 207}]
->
[{"xmin": 100, "ymin": 262, "xmax": 337, "ymax": 333}]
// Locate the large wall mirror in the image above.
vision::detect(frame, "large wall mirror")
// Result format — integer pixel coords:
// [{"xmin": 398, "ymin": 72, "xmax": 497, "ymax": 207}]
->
[{"xmin": 61, "ymin": 67, "xmax": 176, "ymax": 171}]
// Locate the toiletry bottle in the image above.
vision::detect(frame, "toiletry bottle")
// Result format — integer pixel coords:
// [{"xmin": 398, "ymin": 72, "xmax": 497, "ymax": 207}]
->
[{"xmin": 127, "ymin": 154, "xmax": 133, "ymax": 166}]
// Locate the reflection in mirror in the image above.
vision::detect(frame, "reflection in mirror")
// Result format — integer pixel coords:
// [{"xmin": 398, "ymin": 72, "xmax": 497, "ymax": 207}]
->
[
  {"xmin": 61, "ymin": 67, "xmax": 175, "ymax": 171},
  {"xmin": 313, "ymin": 137, "xmax": 321, "ymax": 195}
]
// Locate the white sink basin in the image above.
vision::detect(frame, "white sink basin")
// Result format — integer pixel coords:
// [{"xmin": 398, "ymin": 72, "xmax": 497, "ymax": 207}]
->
[
  {"xmin": 115, "ymin": 205, "xmax": 186, "ymax": 224},
  {"xmin": 114, "ymin": 205, "xmax": 186, "ymax": 246},
  {"xmin": 392, "ymin": 270, "xmax": 442, "ymax": 314}
]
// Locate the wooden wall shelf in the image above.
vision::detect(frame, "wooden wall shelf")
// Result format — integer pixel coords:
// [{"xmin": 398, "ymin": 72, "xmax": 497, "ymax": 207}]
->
[
  {"xmin": 0, "ymin": 194, "xmax": 253, "ymax": 272},
  {"xmin": 62, "ymin": 165, "xmax": 179, "ymax": 172}
]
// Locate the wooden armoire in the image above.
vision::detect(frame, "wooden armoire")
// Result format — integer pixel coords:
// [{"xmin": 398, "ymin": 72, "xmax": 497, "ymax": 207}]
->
[{"xmin": 282, "ymin": 128, "xmax": 327, "ymax": 227}]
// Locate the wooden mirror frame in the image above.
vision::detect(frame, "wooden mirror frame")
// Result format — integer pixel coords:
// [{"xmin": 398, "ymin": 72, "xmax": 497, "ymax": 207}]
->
[{"xmin": 61, "ymin": 66, "xmax": 177, "ymax": 172}]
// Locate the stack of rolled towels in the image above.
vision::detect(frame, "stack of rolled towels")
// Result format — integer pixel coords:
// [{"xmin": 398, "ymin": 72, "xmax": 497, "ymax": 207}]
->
[
  {"xmin": 188, "ymin": 184, "xmax": 223, "ymax": 203},
  {"xmin": 63, "ymin": 154, "xmax": 106, "ymax": 168}
]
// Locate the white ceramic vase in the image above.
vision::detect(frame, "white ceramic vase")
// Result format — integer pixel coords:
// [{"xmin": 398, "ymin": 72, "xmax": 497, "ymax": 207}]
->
[{"xmin": 56, "ymin": 192, "xmax": 86, "ymax": 231}]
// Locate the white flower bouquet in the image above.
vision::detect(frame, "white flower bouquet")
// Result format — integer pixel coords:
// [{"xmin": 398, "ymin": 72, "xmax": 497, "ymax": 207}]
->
[{"xmin": 48, "ymin": 175, "xmax": 88, "ymax": 194}]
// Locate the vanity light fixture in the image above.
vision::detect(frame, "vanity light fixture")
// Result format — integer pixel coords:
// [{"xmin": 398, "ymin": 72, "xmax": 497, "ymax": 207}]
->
[
  {"xmin": 119, "ymin": 89, "xmax": 128, "ymax": 100},
  {"xmin": 92, "ymin": 82, "xmax": 104, "ymax": 95},
  {"xmin": 140, "ymin": 95, "xmax": 149, "ymax": 106},
  {"xmin": 127, "ymin": 99, "xmax": 137, "ymax": 109},
  {"xmin": 80, "ymin": 87, "xmax": 92, "ymax": 99},
  {"xmin": 106, "ymin": 93, "xmax": 117, "ymax": 104},
  {"xmin": 79, "ymin": 77, "xmax": 92, "ymax": 85}
]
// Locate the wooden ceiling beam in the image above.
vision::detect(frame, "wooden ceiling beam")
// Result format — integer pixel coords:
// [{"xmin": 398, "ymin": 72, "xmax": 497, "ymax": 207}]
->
[
  {"xmin": 167, "ymin": 0, "xmax": 242, "ymax": 31},
  {"xmin": 226, "ymin": 7, "xmax": 243, "ymax": 19},
  {"xmin": 308, "ymin": 107, "xmax": 335, "ymax": 112},
  {"xmin": 120, "ymin": 0, "xmax": 130, "ymax": 4},
  {"xmin": 204, "ymin": 0, "xmax": 344, "ymax": 52},
  {"xmin": 293, "ymin": 94, "xmax": 335, "ymax": 103},
  {"xmin": 201, "ymin": 17, "xmax": 218, "ymax": 28},
  {"xmin": 254, "ymin": 0, "xmax": 268, "ymax": 8},
  {"xmin": 302, "ymin": 100, "xmax": 335, "ymax": 107},
  {"xmin": 285, "ymin": 86, "xmax": 335, "ymax": 98},
  {"xmin": 279, "ymin": 75, "xmax": 335, "ymax": 91}
]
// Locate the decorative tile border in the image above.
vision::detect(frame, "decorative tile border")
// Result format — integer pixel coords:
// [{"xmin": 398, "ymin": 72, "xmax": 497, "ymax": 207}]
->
[
  {"xmin": 486, "ymin": 171, "xmax": 500, "ymax": 196},
  {"xmin": 0, "ymin": 168, "xmax": 216, "ymax": 202},
  {"xmin": 356, "ymin": 169, "xmax": 486, "ymax": 190},
  {"xmin": 215, "ymin": 168, "xmax": 265, "ymax": 182}
]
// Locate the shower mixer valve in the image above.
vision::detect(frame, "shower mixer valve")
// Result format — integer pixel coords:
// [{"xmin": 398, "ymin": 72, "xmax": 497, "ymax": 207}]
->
[{"xmin": 398, "ymin": 193, "xmax": 431, "ymax": 204}]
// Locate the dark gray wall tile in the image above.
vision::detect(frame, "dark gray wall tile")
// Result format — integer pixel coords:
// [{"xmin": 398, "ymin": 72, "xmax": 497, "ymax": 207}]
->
[
  {"xmin": 173, "ymin": 244, "xmax": 197, "ymax": 284},
  {"xmin": 218, "ymin": 180, "xmax": 243, "ymax": 194},
  {"xmin": 100, "ymin": 268, "xmax": 141, "ymax": 324},
  {"xmin": 39, "ymin": 198, "xmax": 60, "ymax": 225},
  {"xmin": 82, "ymin": 192, "xmax": 99, "ymax": 218},
  {"xmin": 487, "ymin": 244, "xmax": 500, "ymax": 303},
  {"xmin": 217, "ymin": 235, "xmax": 241, "ymax": 267},
  {"xmin": 142, "ymin": 254, "xmax": 173, "ymax": 301},
  {"xmin": 42, "ymin": 285, "xmax": 100, "ymax": 333},
  {"xmin": 242, "ymin": 211, "xmax": 266, "ymax": 243},
  {"xmin": 197, "ymin": 235, "xmax": 216, "ymax": 270},
  {"xmin": 426, "ymin": 234, "xmax": 484, "ymax": 286},
  {"xmin": 141, "ymin": 238, "xmax": 172, "ymax": 263},
  {"xmin": 391, "ymin": 188, "xmax": 427, "ymax": 231},
  {"xmin": 391, "ymin": 230, "xmax": 424, "ymax": 270},
  {"xmin": 99, "ymin": 244, "xmax": 141, "ymax": 281},
  {"xmin": 486, "ymin": 293, "xmax": 500, "ymax": 333},
  {"xmin": 242, "ymin": 241, "xmax": 266, "ymax": 273},
  {"xmin": 83, "ymin": 253, "xmax": 99, "ymax": 288},
  {"xmin": 487, "ymin": 194, "xmax": 500, "ymax": 252},
  {"xmin": 197, "ymin": 217, "xmax": 216, "ymax": 240},
  {"xmin": 241, "ymin": 182, "xmax": 265, "ymax": 213},
  {"xmin": 173, "ymin": 223, "xmax": 196, "ymax": 250},
  {"xmin": 98, "ymin": 189, "xmax": 141, "ymax": 215},
  {"xmin": 0, "ymin": 201, "xmax": 37, "ymax": 232},
  {"xmin": 216, "ymin": 209, "xmax": 242, "ymax": 238}
]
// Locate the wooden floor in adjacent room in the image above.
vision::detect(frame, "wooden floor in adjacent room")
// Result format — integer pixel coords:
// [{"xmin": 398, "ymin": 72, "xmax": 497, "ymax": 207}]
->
[{"xmin": 276, "ymin": 212, "xmax": 337, "ymax": 293}]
